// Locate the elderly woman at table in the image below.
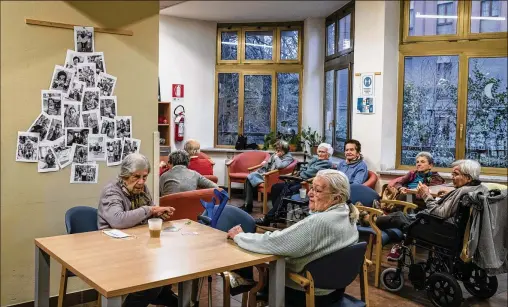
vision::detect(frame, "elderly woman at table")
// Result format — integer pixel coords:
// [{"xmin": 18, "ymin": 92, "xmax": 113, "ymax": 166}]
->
[
  {"xmin": 97, "ymin": 153, "xmax": 178, "ymax": 307},
  {"xmin": 229, "ymin": 169, "xmax": 359, "ymax": 306},
  {"xmin": 240, "ymin": 140, "xmax": 294, "ymax": 213},
  {"xmin": 256, "ymin": 142, "xmax": 334, "ymax": 226}
]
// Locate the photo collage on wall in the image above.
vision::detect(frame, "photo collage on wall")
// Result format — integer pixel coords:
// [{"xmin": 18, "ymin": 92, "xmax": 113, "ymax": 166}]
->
[{"xmin": 15, "ymin": 26, "xmax": 140, "ymax": 184}]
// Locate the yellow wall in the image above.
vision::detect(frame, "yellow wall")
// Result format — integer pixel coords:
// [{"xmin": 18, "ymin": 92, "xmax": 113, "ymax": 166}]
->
[{"xmin": 1, "ymin": 1, "xmax": 159, "ymax": 305}]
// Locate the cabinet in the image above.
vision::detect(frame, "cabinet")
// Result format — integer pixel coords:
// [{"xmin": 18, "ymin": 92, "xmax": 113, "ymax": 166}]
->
[{"xmin": 158, "ymin": 102, "xmax": 171, "ymax": 147}]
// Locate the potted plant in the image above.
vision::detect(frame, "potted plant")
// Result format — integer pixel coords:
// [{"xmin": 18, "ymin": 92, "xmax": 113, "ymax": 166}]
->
[
  {"xmin": 287, "ymin": 132, "xmax": 302, "ymax": 152},
  {"xmin": 301, "ymin": 126, "xmax": 325, "ymax": 154},
  {"xmin": 262, "ymin": 131, "xmax": 277, "ymax": 150}
]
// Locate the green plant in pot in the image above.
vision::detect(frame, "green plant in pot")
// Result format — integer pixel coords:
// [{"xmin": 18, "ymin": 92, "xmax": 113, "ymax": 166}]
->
[
  {"xmin": 287, "ymin": 133, "xmax": 302, "ymax": 152},
  {"xmin": 301, "ymin": 126, "xmax": 325, "ymax": 154},
  {"xmin": 262, "ymin": 131, "xmax": 277, "ymax": 150}
]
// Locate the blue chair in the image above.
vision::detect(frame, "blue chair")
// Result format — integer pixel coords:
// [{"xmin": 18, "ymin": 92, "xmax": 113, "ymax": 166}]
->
[
  {"xmin": 199, "ymin": 188, "xmax": 229, "ymax": 228},
  {"xmin": 352, "ymin": 185, "xmax": 417, "ymax": 288},
  {"xmin": 287, "ymin": 242, "xmax": 370, "ymax": 307},
  {"xmin": 58, "ymin": 206, "xmax": 99, "ymax": 307}
]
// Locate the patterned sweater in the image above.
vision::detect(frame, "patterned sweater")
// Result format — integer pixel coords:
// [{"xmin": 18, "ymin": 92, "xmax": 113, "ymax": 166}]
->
[{"xmin": 234, "ymin": 204, "xmax": 359, "ymax": 295}]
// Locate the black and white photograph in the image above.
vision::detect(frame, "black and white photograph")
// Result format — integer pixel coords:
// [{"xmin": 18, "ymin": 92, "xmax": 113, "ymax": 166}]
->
[
  {"xmin": 115, "ymin": 116, "xmax": 132, "ymax": 138},
  {"xmin": 41, "ymin": 90, "xmax": 62, "ymax": 116},
  {"xmin": 50, "ymin": 136, "xmax": 72, "ymax": 169},
  {"xmin": 99, "ymin": 96, "xmax": 117, "ymax": 119},
  {"xmin": 16, "ymin": 132, "xmax": 39, "ymax": 162},
  {"xmin": 28, "ymin": 112, "xmax": 52, "ymax": 141},
  {"xmin": 97, "ymin": 72, "xmax": 117, "ymax": 97},
  {"xmin": 77, "ymin": 63, "xmax": 97, "ymax": 88},
  {"xmin": 121, "ymin": 138, "xmax": 141, "ymax": 160},
  {"xmin": 100, "ymin": 116, "xmax": 116, "ymax": 139},
  {"xmin": 71, "ymin": 143, "xmax": 89, "ymax": 163},
  {"xmin": 65, "ymin": 80, "xmax": 86, "ymax": 103},
  {"xmin": 82, "ymin": 110, "xmax": 100, "ymax": 134},
  {"xmin": 65, "ymin": 128, "xmax": 90, "ymax": 147},
  {"xmin": 86, "ymin": 52, "xmax": 106, "ymax": 74},
  {"xmin": 74, "ymin": 26, "xmax": 94, "ymax": 53},
  {"xmin": 37, "ymin": 145, "xmax": 59, "ymax": 173},
  {"xmin": 82, "ymin": 88, "xmax": 100, "ymax": 111},
  {"xmin": 45, "ymin": 117, "xmax": 64, "ymax": 141},
  {"xmin": 70, "ymin": 163, "xmax": 98, "ymax": 184},
  {"xmin": 49, "ymin": 65, "xmax": 74, "ymax": 95},
  {"xmin": 64, "ymin": 50, "xmax": 86, "ymax": 70},
  {"xmin": 88, "ymin": 134, "xmax": 106, "ymax": 161},
  {"xmin": 63, "ymin": 101, "xmax": 81, "ymax": 128},
  {"xmin": 106, "ymin": 138, "xmax": 122, "ymax": 166}
]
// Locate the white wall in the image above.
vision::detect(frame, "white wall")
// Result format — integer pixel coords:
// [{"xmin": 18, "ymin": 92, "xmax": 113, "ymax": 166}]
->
[
  {"xmin": 352, "ymin": 0, "xmax": 399, "ymax": 172},
  {"xmin": 159, "ymin": 15, "xmax": 217, "ymax": 150},
  {"xmin": 302, "ymin": 18, "xmax": 325, "ymax": 132}
]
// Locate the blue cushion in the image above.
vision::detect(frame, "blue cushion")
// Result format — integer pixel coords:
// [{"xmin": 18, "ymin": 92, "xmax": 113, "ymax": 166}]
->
[
  {"xmin": 356, "ymin": 226, "xmax": 403, "ymax": 245},
  {"xmin": 330, "ymin": 294, "xmax": 366, "ymax": 307}
]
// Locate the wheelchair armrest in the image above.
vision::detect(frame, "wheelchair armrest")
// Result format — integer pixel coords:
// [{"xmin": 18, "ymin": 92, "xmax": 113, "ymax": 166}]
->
[
  {"xmin": 380, "ymin": 199, "xmax": 418, "ymax": 213},
  {"xmin": 197, "ymin": 215, "xmax": 212, "ymax": 225}
]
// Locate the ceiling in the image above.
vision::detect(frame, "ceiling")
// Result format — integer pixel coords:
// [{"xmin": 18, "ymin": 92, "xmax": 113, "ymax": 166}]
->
[{"xmin": 160, "ymin": 1, "xmax": 349, "ymax": 22}]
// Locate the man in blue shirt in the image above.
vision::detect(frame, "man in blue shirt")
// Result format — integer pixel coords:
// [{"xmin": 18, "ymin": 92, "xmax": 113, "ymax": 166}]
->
[{"xmin": 336, "ymin": 139, "xmax": 368, "ymax": 184}]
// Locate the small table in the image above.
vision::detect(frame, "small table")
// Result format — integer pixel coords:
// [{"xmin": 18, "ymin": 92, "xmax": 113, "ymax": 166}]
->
[
  {"xmin": 406, "ymin": 184, "xmax": 455, "ymax": 203},
  {"xmin": 34, "ymin": 219, "xmax": 285, "ymax": 307}
]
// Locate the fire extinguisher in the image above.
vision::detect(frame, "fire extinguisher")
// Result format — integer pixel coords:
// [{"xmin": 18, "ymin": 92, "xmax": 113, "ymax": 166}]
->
[{"xmin": 174, "ymin": 105, "xmax": 185, "ymax": 142}]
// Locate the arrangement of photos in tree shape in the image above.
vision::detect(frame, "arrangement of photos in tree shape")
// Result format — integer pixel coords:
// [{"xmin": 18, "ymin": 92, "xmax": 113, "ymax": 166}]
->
[{"xmin": 16, "ymin": 26, "xmax": 140, "ymax": 184}]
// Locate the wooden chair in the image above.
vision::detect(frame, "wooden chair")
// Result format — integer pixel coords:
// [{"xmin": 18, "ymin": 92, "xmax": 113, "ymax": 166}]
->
[
  {"xmin": 287, "ymin": 242, "xmax": 371, "ymax": 307},
  {"xmin": 226, "ymin": 151, "xmax": 271, "ymax": 197},
  {"xmin": 255, "ymin": 159, "xmax": 298, "ymax": 214}
]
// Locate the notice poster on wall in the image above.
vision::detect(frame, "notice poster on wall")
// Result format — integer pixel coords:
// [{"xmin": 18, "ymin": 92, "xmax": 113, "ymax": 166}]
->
[
  {"xmin": 172, "ymin": 84, "xmax": 184, "ymax": 102},
  {"xmin": 356, "ymin": 97, "xmax": 375, "ymax": 114},
  {"xmin": 361, "ymin": 73, "xmax": 374, "ymax": 96}
]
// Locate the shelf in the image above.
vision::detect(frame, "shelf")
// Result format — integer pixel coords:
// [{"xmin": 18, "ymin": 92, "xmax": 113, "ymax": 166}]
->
[
  {"xmin": 159, "ymin": 101, "xmax": 171, "ymax": 104},
  {"xmin": 158, "ymin": 124, "xmax": 170, "ymax": 126}
]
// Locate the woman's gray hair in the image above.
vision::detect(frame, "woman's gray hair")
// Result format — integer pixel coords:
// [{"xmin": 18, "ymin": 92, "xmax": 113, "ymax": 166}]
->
[
  {"xmin": 275, "ymin": 140, "xmax": 290, "ymax": 154},
  {"xmin": 168, "ymin": 150, "xmax": 190, "ymax": 167},
  {"xmin": 451, "ymin": 159, "xmax": 481, "ymax": 180},
  {"xmin": 416, "ymin": 151, "xmax": 434, "ymax": 165},
  {"xmin": 119, "ymin": 153, "xmax": 151, "ymax": 178},
  {"xmin": 184, "ymin": 139, "xmax": 200, "ymax": 156},
  {"xmin": 315, "ymin": 169, "xmax": 359, "ymax": 224},
  {"xmin": 317, "ymin": 143, "xmax": 334, "ymax": 156}
]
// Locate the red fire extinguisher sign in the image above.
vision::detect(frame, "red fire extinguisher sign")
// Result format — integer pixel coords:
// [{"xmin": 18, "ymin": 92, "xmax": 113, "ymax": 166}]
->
[{"xmin": 172, "ymin": 84, "xmax": 184, "ymax": 102}]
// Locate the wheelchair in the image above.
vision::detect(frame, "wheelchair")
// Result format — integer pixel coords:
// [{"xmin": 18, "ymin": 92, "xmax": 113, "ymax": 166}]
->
[{"xmin": 380, "ymin": 191, "xmax": 501, "ymax": 307}]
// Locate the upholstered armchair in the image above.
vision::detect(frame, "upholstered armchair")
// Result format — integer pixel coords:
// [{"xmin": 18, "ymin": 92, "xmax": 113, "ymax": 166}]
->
[
  {"xmin": 226, "ymin": 151, "xmax": 271, "ymax": 197},
  {"xmin": 364, "ymin": 170, "xmax": 378, "ymax": 189},
  {"xmin": 160, "ymin": 188, "xmax": 220, "ymax": 221},
  {"xmin": 256, "ymin": 159, "xmax": 298, "ymax": 214}
]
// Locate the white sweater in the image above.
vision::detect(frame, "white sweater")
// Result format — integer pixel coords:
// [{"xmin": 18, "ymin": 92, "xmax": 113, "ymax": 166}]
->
[{"xmin": 234, "ymin": 204, "xmax": 359, "ymax": 295}]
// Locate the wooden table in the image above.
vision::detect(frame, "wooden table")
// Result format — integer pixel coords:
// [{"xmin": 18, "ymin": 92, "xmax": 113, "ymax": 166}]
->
[
  {"xmin": 406, "ymin": 184, "xmax": 455, "ymax": 202},
  {"xmin": 34, "ymin": 219, "xmax": 285, "ymax": 307}
]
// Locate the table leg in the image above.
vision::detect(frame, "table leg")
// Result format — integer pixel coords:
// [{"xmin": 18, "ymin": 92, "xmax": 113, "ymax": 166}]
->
[
  {"xmin": 269, "ymin": 258, "xmax": 286, "ymax": 307},
  {"xmin": 178, "ymin": 280, "xmax": 193, "ymax": 307},
  {"xmin": 407, "ymin": 194, "xmax": 414, "ymax": 203},
  {"xmin": 35, "ymin": 246, "xmax": 50, "ymax": 307},
  {"xmin": 101, "ymin": 296, "xmax": 122, "ymax": 307}
]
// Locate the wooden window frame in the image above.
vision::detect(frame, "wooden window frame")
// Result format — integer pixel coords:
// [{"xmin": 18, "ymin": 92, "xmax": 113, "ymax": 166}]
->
[
  {"xmin": 464, "ymin": 0, "xmax": 507, "ymax": 40},
  {"xmin": 216, "ymin": 28, "xmax": 242, "ymax": 64},
  {"xmin": 325, "ymin": 1, "xmax": 355, "ymax": 61},
  {"xmin": 277, "ymin": 26, "xmax": 302, "ymax": 64},
  {"xmin": 241, "ymin": 27, "xmax": 277, "ymax": 64}
]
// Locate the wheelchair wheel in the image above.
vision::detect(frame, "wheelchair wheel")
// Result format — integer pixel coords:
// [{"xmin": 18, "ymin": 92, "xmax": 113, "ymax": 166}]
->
[
  {"xmin": 426, "ymin": 272, "xmax": 462, "ymax": 307},
  {"xmin": 381, "ymin": 268, "xmax": 404, "ymax": 292},
  {"xmin": 463, "ymin": 266, "xmax": 498, "ymax": 299}
]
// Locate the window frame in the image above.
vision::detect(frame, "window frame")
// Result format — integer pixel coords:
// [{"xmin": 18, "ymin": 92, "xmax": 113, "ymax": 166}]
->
[
  {"xmin": 465, "ymin": 0, "xmax": 507, "ymax": 39},
  {"xmin": 241, "ymin": 27, "xmax": 277, "ymax": 64},
  {"xmin": 217, "ymin": 28, "xmax": 242, "ymax": 64},
  {"xmin": 325, "ymin": 1, "xmax": 355, "ymax": 61},
  {"xmin": 396, "ymin": 39, "xmax": 508, "ymax": 174},
  {"xmin": 277, "ymin": 25, "xmax": 302, "ymax": 64}
]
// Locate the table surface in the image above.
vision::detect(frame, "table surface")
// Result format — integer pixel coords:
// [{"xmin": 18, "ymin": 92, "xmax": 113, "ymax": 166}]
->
[
  {"xmin": 406, "ymin": 184, "xmax": 455, "ymax": 196},
  {"xmin": 34, "ymin": 219, "xmax": 278, "ymax": 298}
]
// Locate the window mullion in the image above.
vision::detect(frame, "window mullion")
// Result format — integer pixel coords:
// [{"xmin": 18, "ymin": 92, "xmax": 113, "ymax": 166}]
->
[
  {"xmin": 271, "ymin": 71, "xmax": 277, "ymax": 134},
  {"xmin": 238, "ymin": 71, "xmax": 245, "ymax": 135},
  {"xmin": 456, "ymin": 54, "xmax": 469, "ymax": 161}
]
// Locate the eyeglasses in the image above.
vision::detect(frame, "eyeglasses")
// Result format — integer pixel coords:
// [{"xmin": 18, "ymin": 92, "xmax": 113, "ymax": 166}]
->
[{"xmin": 309, "ymin": 186, "xmax": 331, "ymax": 195}]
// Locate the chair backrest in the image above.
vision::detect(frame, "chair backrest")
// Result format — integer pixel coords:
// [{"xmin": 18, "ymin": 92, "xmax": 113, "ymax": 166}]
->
[
  {"xmin": 363, "ymin": 170, "xmax": 378, "ymax": 189},
  {"xmin": 65, "ymin": 206, "xmax": 98, "ymax": 234},
  {"xmin": 305, "ymin": 242, "xmax": 367, "ymax": 290},
  {"xmin": 160, "ymin": 188, "xmax": 218, "ymax": 221},
  {"xmin": 350, "ymin": 184, "xmax": 380, "ymax": 207},
  {"xmin": 280, "ymin": 159, "xmax": 298, "ymax": 176},
  {"xmin": 215, "ymin": 205, "xmax": 256, "ymax": 233},
  {"xmin": 230, "ymin": 151, "xmax": 271, "ymax": 173},
  {"xmin": 200, "ymin": 189, "xmax": 229, "ymax": 228}
]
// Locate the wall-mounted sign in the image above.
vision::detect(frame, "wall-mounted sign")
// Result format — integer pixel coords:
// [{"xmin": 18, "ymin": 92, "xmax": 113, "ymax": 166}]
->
[
  {"xmin": 361, "ymin": 73, "xmax": 374, "ymax": 96},
  {"xmin": 172, "ymin": 84, "xmax": 184, "ymax": 102}
]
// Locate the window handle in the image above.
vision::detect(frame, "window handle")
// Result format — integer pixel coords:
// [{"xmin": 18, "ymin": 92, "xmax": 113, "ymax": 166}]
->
[
  {"xmin": 240, "ymin": 117, "xmax": 243, "ymax": 127},
  {"xmin": 459, "ymin": 124, "xmax": 464, "ymax": 140},
  {"xmin": 328, "ymin": 120, "xmax": 335, "ymax": 131}
]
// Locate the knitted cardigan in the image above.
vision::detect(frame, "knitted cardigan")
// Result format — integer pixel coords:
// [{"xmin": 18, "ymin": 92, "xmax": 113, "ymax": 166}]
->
[{"xmin": 233, "ymin": 204, "xmax": 359, "ymax": 295}]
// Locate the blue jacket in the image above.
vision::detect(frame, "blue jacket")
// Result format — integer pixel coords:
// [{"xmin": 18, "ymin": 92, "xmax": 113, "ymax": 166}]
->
[
  {"xmin": 299, "ymin": 158, "xmax": 332, "ymax": 180},
  {"xmin": 336, "ymin": 158, "xmax": 368, "ymax": 184}
]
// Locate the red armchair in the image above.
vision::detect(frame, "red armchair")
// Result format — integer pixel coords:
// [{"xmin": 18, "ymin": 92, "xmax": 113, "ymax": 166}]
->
[
  {"xmin": 226, "ymin": 151, "xmax": 271, "ymax": 197},
  {"xmin": 256, "ymin": 159, "xmax": 298, "ymax": 214},
  {"xmin": 160, "ymin": 188, "xmax": 219, "ymax": 221},
  {"xmin": 363, "ymin": 170, "xmax": 378, "ymax": 189},
  {"xmin": 160, "ymin": 154, "xmax": 218, "ymax": 183}
]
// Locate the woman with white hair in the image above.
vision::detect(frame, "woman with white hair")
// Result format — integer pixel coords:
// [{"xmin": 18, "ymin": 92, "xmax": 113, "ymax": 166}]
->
[
  {"xmin": 97, "ymin": 153, "xmax": 178, "ymax": 307},
  {"xmin": 256, "ymin": 142, "xmax": 334, "ymax": 226},
  {"xmin": 228, "ymin": 169, "xmax": 359, "ymax": 306}
]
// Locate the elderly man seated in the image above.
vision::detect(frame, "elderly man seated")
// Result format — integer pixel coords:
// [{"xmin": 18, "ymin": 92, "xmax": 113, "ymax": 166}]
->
[
  {"xmin": 97, "ymin": 153, "xmax": 178, "ymax": 307},
  {"xmin": 255, "ymin": 142, "xmax": 334, "ymax": 226},
  {"xmin": 159, "ymin": 150, "xmax": 217, "ymax": 196},
  {"xmin": 240, "ymin": 140, "xmax": 294, "ymax": 213}
]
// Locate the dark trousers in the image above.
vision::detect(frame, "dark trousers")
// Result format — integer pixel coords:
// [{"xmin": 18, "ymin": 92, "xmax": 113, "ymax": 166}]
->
[
  {"xmin": 123, "ymin": 285, "xmax": 176, "ymax": 307},
  {"xmin": 286, "ymin": 287, "xmax": 344, "ymax": 307},
  {"xmin": 266, "ymin": 182, "xmax": 301, "ymax": 220}
]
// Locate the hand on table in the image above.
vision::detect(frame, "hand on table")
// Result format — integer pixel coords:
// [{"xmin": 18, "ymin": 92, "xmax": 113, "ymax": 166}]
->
[
  {"xmin": 227, "ymin": 225, "xmax": 244, "ymax": 239},
  {"xmin": 151, "ymin": 206, "xmax": 175, "ymax": 220}
]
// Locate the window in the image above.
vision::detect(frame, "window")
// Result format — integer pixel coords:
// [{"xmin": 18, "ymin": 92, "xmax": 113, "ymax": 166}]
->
[
  {"xmin": 399, "ymin": 0, "xmax": 507, "ymax": 174},
  {"xmin": 215, "ymin": 23, "xmax": 302, "ymax": 147},
  {"xmin": 324, "ymin": 2, "xmax": 354, "ymax": 156}
]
